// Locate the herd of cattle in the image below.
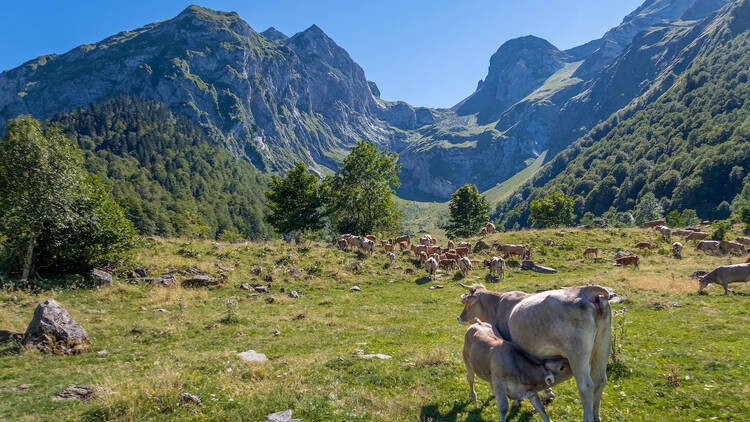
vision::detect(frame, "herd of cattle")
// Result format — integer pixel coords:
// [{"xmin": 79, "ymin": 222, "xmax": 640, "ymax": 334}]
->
[{"xmin": 332, "ymin": 220, "xmax": 750, "ymax": 421}]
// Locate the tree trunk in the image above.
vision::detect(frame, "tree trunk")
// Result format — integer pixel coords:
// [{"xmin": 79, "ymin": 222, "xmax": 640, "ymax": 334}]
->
[{"xmin": 20, "ymin": 231, "xmax": 36, "ymax": 282}]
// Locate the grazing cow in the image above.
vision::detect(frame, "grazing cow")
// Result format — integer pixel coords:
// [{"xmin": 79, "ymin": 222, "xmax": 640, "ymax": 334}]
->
[
  {"xmin": 484, "ymin": 257, "xmax": 506, "ymax": 280},
  {"xmin": 418, "ymin": 251, "xmax": 428, "ymax": 266},
  {"xmin": 398, "ymin": 241, "xmax": 409, "ymax": 251},
  {"xmin": 357, "ymin": 238, "xmax": 375, "ymax": 256},
  {"xmin": 447, "ymin": 240, "xmax": 455, "ymax": 250},
  {"xmin": 425, "ymin": 257, "xmax": 438, "ymax": 280},
  {"xmin": 699, "ymin": 263, "xmax": 750, "ymax": 294},
  {"xmin": 655, "ymin": 225, "xmax": 671, "ymax": 239},
  {"xmin": 458, "ymin": 283, "xmax": 612, "ymax": 422},
  {"xmin": 444, "ymin": 252, "xmax": 460, "ymax": 263},
  {"xmin": 458, "ymin": 241, "xmax": 472, "ymax": 250},
  {"xmin": 365, "ymin": 235, "xmax": 376, "ymax": 243},
  {"xmin": 485, "ymin": 222, "xmax": 496, "ymax": 234},
  {"xmin": 643, "ymin": 220, "xmax": 666, "ymax": 228},
  {"xmin": 383, "ymin": 243, "xmax": 394, "ymax": 253},
  {"xmin": 427, "ymin": 246, "xmax": 442, "ymax": 256},
  {"xmin": 495, "ymin": 244, "xmax": 528, "ymax": 260},
  {"xmin": 395, "ymin": 235, "xmax": 410, "ymax": 245},
  {"xmin": 419, "ymin": 235, "xmax": 432, "ymax": 246},
  {"xmin": 696, "ymin": 240, "xmax": 720, "ymax": 255},
  {"xmin": 481, "ymin": 227, "xmax": 488, "ymax": 236},
  {"xmin": 462, "ymin": 318, "xmax": 571, "ymax": 422},
  {"xmin": 411, "ymin": 244, "xmax": 428, "ymax": 256},
  {"xmin": 686, "ymin": 231, "xmax": 709, "ymax": 242},
  {"xmin": 672, "ymin": 242, "xmax": 683, "ymax": 259},
  {"xmin": 719, "ymin": 240, "xmax": 747, "ymax": 256},
  {"xmin": 337, "ymin": 238, "xmax": 349, "ymax": 251},
  {"xmin": 635, "ymin": 242, "xmax": 652, "ymax": 250},
  {"xmin": 439, "ymin": 258, "xmax": 457, "ymax": 271},
  {"xmin": 456, "ymin": 247, "xmax": 470, "ymax": 258},
  {"xmin": 583, "ymin": 248, "xmax": 598, "ymax": 259},
  {"xmin": 381, "ymin": 239, "xmax": 391, "ymax": 247},
  {"xmin": 459, "ymin": 257, "xmax": 472, "ymax": 275},
  {"xmin": 387, "ymin": 252, "xmax": 395, "ymax": 267},
  {"xmin": 616, "ymin": 255, "xmax": 639, "ymax": 269}
]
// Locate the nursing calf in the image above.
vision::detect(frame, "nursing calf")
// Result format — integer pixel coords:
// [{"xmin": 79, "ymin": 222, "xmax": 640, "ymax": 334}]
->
[{"xmin": 463, "ymin": 319, "xmax": 571, "ymax": 422}]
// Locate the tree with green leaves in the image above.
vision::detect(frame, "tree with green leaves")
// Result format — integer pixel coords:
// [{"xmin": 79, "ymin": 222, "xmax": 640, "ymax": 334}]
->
[
  {"xmin": 666, "ymin": 210, "xmax": 685, "ymax": 227},
  {"xmin": 681, "ymin": 209, "xmax": 700, "ymax": 226},
  {"xmin": 529, "ymin": 191, "xmax": 575, "ymax": 228},
  {"xmin": 633, "ymin": 192, "xmax": 664, "ymax": 226},
  {"xmin": 0, "ymin": 116, "xmax": 136, "ymax": 281},
  {"xmin": 444, "ymin": 184, "xmax": 490, "ymax": 238},
  {"xmin": 264, "ymin": 162, "xmax": 325, "ymax": 237},
  {"xmin": 324, "ymin": 140, "xmax": 401, "ymax": 235}
]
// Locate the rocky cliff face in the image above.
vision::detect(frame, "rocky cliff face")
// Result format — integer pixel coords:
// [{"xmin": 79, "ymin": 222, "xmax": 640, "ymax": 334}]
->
[
  {"xmin": 396, "ymin": 0, "xmax": 732, "ymax": 200},
  {"xmin": 0, "ymin": 5, "xmax": 427, "ymax": 175}
]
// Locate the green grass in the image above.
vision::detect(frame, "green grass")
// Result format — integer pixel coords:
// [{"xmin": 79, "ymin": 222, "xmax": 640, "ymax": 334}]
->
[{"xmin": 1, "ymin": 226, "xmax": 749, "ymax": 421}]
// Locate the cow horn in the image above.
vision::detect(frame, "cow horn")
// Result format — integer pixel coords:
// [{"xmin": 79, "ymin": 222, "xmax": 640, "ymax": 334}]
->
[{"xmin": 459, "ymin": 283, "xmax": 474, "ymax": 291}]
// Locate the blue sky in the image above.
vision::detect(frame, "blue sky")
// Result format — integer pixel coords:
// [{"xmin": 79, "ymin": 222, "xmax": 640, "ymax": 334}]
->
[{"xmin": 0, "ymin": 1, "xmax": 644, "ymax": 108}]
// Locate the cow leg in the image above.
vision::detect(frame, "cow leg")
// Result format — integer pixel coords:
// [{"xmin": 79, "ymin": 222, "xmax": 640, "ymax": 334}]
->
[
  {"xmin": 569, "ymin": 349, "xmax": 596, "ymax": 422},
  {"xmin": 541, "ymin": 387, "xmax": 555, "ymax": 404},
  {"xmin": 590, "ymin": 333, "xmax": 610, "ymax": 422},
  {"xmin": 529, "ymin": 393, "xmax": 552, "ymax": 422},
  {"xmin": 491, "ymin": 378, "xmax": 509, "ymax": 422},
  {"xmin": 465, "ymin": 366, "xmax": 477, "ymax": 402}
]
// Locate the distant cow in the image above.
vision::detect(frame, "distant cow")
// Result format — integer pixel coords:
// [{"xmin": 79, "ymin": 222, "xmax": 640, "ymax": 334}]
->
[
  {"xmin": 644, "ymin": 220, "xmax": 666, "ymax": 228},
  {"xmin": 635, "ymin": 242, "xmax": 652, "ymax": 250},
  {"xmin": 398, "ymin": 241, "xmax": 409, "ymax": 251},
  {"xmin": 387, "ymin": 252, "xmax": 395, "ymax": 267},
  {"xmin": 394, "ymin": 235, "xmax": 410, "ymax": 246},
  {"xmin": 719, "ymin": 240, "xmax": 747, "ymax": 256},
  {"xmin": 672, "ymin": 242, "xmax": 683, "ymax": 259},
  {"xmin": 699, "ymin": 263, "xmax": 750, "ymax": 294},
  {"xmin": 616, "ymin": 255, "xmax": 639, "ymax": 269},
  {"xmin": 427, "ymin": 246, "xmax": 442, "ymax": 256},
  {"xmin": 425, "ymin": 257, "xmax": 438, "ymax": 280},
  {"xmin": 383, "ymin": 243, "xmax": 394, "ymax": 253},
  {"xmin": 485, "ymin": 222, "xmax": 496, "ymax": 234},
  {"xmin": 419, "ymin": 235, "xmax": 432, "ymax": 246},
  {"xmin": 583, "ymin": 247, "xmax": 599, "ymax": 259},
  {"xmin": 495, "ymin": 244, "xmax": 528, "ymax": 260},
  {"xmin": 447, "ymin": 240, "xmax": 455, "ymax": 250},
  {"xmin": 418, "ymin": 251, "xmax": 428, "ymax": 266},
  {"xmin": 686, "ymin": 231, "xmax": 709, "ymax": 242},
  {"xmin": 459, "ymin": 257, "xmax": 472, "ymax": 275},
  {"xmin": 484, "ymin": 257, "xmax": 506, "ymax": 280},
  {"xmin": 411, "ymin": 244, "xmax": 428, "ymax": 256},
  {"xmin": 655, "ymin": 225, "xmax": 671, "ymax": 239},
  {"xmin": 455, "ymin": 247, "xmax": 470, "ymax": 258},
  {"xmin": 357, "ymin": 237, "xmax": 375, "ymax": 256},
  {"xmin": 439, "ymin": 258, "xmax": 457, "ymax": 271},
  {"xmin": 365, "ymin": 235, "xmax": 376, "ymax": 243},
  {"xmin": 696, "ymin": 240, "xmax": 720, "ymax": 255},
  {"xmin": 462, "ymin": 318, "xmax": 571, "ymax": 422},
  {"xmin": 458, "ymin": 242, "xmax": 472, "ymax": 250}
]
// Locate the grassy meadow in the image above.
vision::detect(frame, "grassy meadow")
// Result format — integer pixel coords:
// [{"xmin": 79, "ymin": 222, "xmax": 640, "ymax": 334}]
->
[{"xmin": 1, "ymin": 226, "xmax": 749, "ymax": 421}]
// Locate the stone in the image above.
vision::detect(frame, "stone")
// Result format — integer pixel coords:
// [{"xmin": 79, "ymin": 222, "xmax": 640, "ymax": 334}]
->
[
  {"xmin": 521, "ymin": 260, "xmax": 535, "ymax": 270},
  {"xmin": 133, "ymin": 268, "xmax": 148, "ymax": 278},
  {"xmin": 238, "ymin": 350, "xmax": 268, "ymax": 362},
  {"xmin": 473, "ymin": 240, "xmax": 490, "ymax": 253},
  {"xmin": 304, "ymin": 275, "xmax": 314, "ymax": 281},
  {"xmin": 288, "ymin": 290, "xmax": 299, "ymax": 298},
  {"xmin": 90, "ymin": 269, "xmax": 112, "ymax": 286},
  {"xmin": 179, "ymin": 392, "xmax": 202, "ymax": 405},
  {"xmin": 0, "ymin": 330, "xmax": 22, "ymax": 343},
  {"xmin": 251, "ymin": 266, "xmax": 263, "ymax": 275},
  {"xmin": 185, "ymin": 267, "xmax": 201, "ymax": 274},
  {"xmin": 181, "ymin": 274, "xmax": 218, "ymax": 288},
  {"xmin": 666, "ymin": 302, "xmax": 683, "ymax": 308},
  {"xmin": 54, "ymin": 385, "xmax": 111, "ymax": 401},
  {"xmin": 240, "ymin": 283, "xmax": 254, "ymax": 291},
  {"xmin": 246, "ymin": 294, "xmax": 259, "ymax": 299},
  {"xmin": 289, "ymin": 268, "xmax": 304, "ymax": 277},
  {"xmin": 151, "ymin": 275, "xmax": 175, "ymax": 287},
  {"xmin": 216, "ymin": 263, "xmax": 233, "ymax": 272},
  {"xmin": 350, "ymin": 262, "xmax": 362, "ymax": 271},
  {"xmin": 394, "ymin": 265, "xmax": 402, "ymax": 270},
  {"xmin": 428, "ymin": 285, "xmax": 444, "ymax": 290},
  {"xmin": 14, "ymin": 384, "xmax": 30, "ymax": 392},
  {"xmin": 356, "ymin": 349, "xmax": 392, "ymax": 359},
  {"xmin": 404, "ymin": 268, "xmax": 414, "ymax": 275},
  {"xmin": 615, "ymin": 251, "xmax": 631, "ymax": 259},
  {"xmin": 152, "ymin": 308, "xmax": 169, "ymax": 313},
  {"xmin": 23, "ymin": 299, "xmax": 90, "ymax": 354},
  {"xmin": 265, "ymin": 409, "xmax": 302, "ymax": 422},
  {"xmin": 270, "ymin": 330, "xmax": 281, "ymax": 336},
  {"xmin": 531, "ymin": 265, "xmax": 558, "ymax": 274},
  {"xmin": 349, "ymin": 286, "xmax": 361, "ymax": 292},
  {"xmin": 254, "ymin": 285, "xmax": 269, "ymax": 293},
  {"xmin": 265, "ymin": 297, "xmax": 275, "ymax": 304}
]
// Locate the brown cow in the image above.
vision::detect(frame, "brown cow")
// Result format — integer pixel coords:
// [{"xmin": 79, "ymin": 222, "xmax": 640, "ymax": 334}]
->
[
  {"xmin": 484, "ymin": 256, "xmax": 506, "ymax": 280},
  {"xmin": 462, "ymin": 318, "xmax": 571, "ymax": 422},
  {"xmin": 443, "ymin": 252, "xmax": 460, "ymax": 262},
  {"xmin": 395, "ymin": 235, "xmax": 410, "ymax": 246},
  {"xmin": 411, "ymin": 244, "xmax": 428, "ymax": 256},
  {"xmin": 635, "ymin": 242, "xmax": 652, "ymax": 250},
  {"xmin": 427, "ymin": 246, "xmax": 442, "ymax": 256},
  {"xmin": 418, "ymin": 251, "xmax": 428, "ymax": 265},
  {"xmin": 485, "ymin": 222, "xmax": 496, "ymax": 234},
  {"xmin": 456, "ymin": 247, "xmax": 470, "ymax": 258},
  {"xmin": 720, "ymin": 240, "xmax": 747, "ymax": 256},
  {"xmin": 447, "ymin": 240, "xmax": 455, "ymax": 249},
  {"xmin": 616, "ymin": 255, "xmax": 639, "ymax": 269},
  {"xmin": 365, "ymin": 235, "xmax": 376, "ymax": 243},
  {"xmin": 458, "ymin": 241, "xmax": 472, "ymax": 250},
  {"xmin": 383, "ymin": 243, "xmax": 394, "ymax": 253},
  {"xmin": 583, "ymin": 247, "xmax": 598, "ymax": 259},
  {"xmin": 398, "ymin": 241, "xmax": 408, "ymax": 251},
  {"xmin": 686, "ymin": 231, "xmax": 709, "ymax": 242},
  {"xmin": 439, "ymin": 258, "xmax": 457, "ymax": 271},
  {"xmin": 495, "ymin": 244, "xmax": 528, "ymax": 260}
]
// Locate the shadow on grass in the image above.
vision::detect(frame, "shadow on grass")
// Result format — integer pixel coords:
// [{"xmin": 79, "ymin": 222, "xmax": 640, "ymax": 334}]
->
[
  {"xmin": 419, "ymin": 397, "xmax": 535, "ymax": 421},
  {"xmin": 415, "ymin": 276, "xmax": 431, "ymax": 285},
  {"xmin": 483, "ymin": 275, "xmax": 500, "ymax": 284}
]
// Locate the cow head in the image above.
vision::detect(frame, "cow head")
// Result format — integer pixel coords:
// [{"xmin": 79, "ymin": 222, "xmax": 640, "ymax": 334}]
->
[
  {"xmin": 544, "ymin": 358, "xmax": 570, "ymax": 386},
  {"xmin": 457, "ymin": 283, "xmax": 486, "ymax": 324}
]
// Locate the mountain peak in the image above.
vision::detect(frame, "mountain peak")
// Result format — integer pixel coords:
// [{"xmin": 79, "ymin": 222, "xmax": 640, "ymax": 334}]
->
[
  {"xmin": 175, "ymin": 5, "xmax": 242, "ymax": 24},
  {"xmin": 261, "ymin": 27, "xmax": 288, "ymax": 42}
]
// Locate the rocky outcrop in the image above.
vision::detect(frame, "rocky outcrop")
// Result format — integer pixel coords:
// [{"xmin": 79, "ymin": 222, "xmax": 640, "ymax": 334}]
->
[{"xmin": 23, "ymin": 299, "xmax": 90, "ymax": 354}]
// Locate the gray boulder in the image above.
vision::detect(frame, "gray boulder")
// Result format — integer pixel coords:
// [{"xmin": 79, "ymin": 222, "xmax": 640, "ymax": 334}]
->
[
  {"xmin": 266, "ymin": 409, "xmax": 302, "ymax": 422},
  {"xmin": 181, "ymin": 274, "xmax": 218, "ymax": 288},
  {"xmin": 90, "ymin": 269, "xmax": 112, "ymax": 286},
  {"xmin": 23, "ymin": 299, "xmax": 90, "ymax": 354},
  {"xmin": 531, "ymin": 265, "xmax": 558, "ymax": 274}
]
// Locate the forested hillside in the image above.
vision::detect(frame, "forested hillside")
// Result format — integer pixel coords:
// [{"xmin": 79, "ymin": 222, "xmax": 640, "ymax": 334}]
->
[
  {"xmin": 496, "ymin": 1, "xmax": 750, "ymax": 228},
  {"xmin": 49, "ymin": 97, "xmax": 270, "ymax": 239}
]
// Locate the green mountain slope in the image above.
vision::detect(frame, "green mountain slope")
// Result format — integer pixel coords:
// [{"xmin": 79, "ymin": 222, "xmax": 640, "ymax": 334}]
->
[
  {"xmin": 49, "ymin": 96, "xmax": 271, "ymax": 239},
  {"xmin": 496, "ymin": 0, "xmax": 750, "ymax": 227}
]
